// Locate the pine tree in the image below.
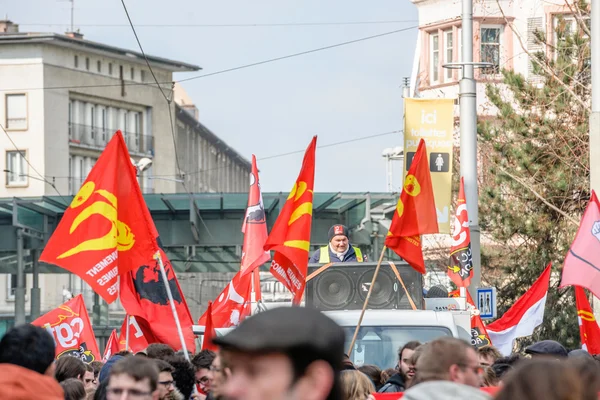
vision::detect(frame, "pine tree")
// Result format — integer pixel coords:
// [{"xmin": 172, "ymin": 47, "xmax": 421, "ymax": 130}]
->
[{"xmin": 477, "ymin": 6, "xmax": 590, "ymax": 350}]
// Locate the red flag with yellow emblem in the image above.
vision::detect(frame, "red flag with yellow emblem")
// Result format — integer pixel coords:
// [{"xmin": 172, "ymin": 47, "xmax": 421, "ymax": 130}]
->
[
  {"xmin": 385, "ymin": 139, "xmax": 438, "ymax": 273},
  {"xmin": 575, "ymin": 286, "xmax": 600, "ymax": 354},
  {"xmin": 448, "ymin": 177, "xmax": 474, "ymax": 287},
  {"xmin": 40, "ymin": 131, "xmax": 159, "ymax": 303},
  {"xmin": 264, "ymin": 136, "xmax": 317, "ymax": 303}
]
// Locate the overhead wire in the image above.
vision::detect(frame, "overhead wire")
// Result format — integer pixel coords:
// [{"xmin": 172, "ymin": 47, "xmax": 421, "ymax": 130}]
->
[{"xmin": 20, "ymin": 20, "xmax": 418, "ymax": 28}]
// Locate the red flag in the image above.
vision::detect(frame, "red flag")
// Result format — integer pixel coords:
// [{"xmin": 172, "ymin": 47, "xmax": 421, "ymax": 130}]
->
[
  {"xmin": 264, "ymin": 137, "xmax": 317, "ymax": 303},
  {"xmin": 241, "ymin": 155, "xmax": 270, "ymax": 275},
  {"xmin": 39, "ymin": 131, "xmax": 159, "ymax": 303},
  {"xmin": 103, "ymin": 329, "xmax": 119, "ymax": 361},
  {"xmin": 385, "ymin": 139, "xmax": 438, "ymax": 273},
  {"xmin": 32, "ymin": 294, "xmax": 100, "ymax": 363},
  {"xmin": 448, "ymin": 177, "xmax": 474, "ymax": 287},
  {"xmin": 198, "ymin": 270, "xmax": 252, "ymax": 328},
  {"xmin": 202, "ymin": 302, "xmax": 218, "ymax": 351},
  {"xmin": 119, "ymin": 248, "xmax": 196, "ymax": 352},
  {"xmin": 560, "ymin": 191, "xmax": 600, "ymax": 298},
  {"xmin": 450, "ymin": 290, "xmax": 492, "ymax": 348},
  {"xmin": 117, "ymin": 315, "xmax": 149, "ymax": 353},
  {"xmin": 575, "ymin": 286, "xmax": 600, "ymax": 354}
]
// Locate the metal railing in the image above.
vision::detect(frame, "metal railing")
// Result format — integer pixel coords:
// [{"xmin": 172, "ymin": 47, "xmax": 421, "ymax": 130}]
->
[{"xmin": 68, "ymin": 123, "xmax": 153, "ymax": 154}]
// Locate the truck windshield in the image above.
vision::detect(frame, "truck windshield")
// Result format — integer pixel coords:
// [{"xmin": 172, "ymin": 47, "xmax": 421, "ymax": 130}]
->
[{"xmin": 343, "ymin": 326, "xmax": 453, "ymax": 369}]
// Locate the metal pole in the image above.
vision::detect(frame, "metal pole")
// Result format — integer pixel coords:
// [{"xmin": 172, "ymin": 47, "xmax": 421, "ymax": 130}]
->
[
  {"xmin": 14, "ymin": 229, "xmax": 25, "ymax": 325},
  {"xmin": 154, "ymin": 252, "xmax": 190, "ymax": 361},
  {"xmin": 125, "ymin": 315, "xmax": 130, "ymax": 351},
  {"xmin": 30, "ymin": 250, "xmax": 41, "ymax": 319},
  {"xmin": 460, "ymin": 0, "xmax": 481, "ymax": 300},
  {"xmin": 590, "ymin": 0, "xmax": 600, "ymax": 318}
]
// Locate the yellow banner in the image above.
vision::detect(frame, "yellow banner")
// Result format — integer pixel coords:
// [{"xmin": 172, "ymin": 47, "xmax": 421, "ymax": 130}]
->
[{"xmin": 404, "ymin": 98, "xmax": 454, "ymax": 233}]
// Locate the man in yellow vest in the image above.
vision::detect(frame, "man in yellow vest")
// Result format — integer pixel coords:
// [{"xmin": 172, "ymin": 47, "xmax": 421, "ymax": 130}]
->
[{"xmin": 309, "ymin": 224, "xmax": 366, "ymax": 263}]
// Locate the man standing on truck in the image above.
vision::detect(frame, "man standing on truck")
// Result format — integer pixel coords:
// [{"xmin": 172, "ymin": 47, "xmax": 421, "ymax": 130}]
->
[{"xmin": 309, "ymin": 224, "xmax": 367, "ymax": 263}]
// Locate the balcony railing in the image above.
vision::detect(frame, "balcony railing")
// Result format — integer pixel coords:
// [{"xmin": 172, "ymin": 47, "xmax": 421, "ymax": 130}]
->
[{"xmin": 69, "ymin": 122, "xmax": 153, "ymax": 155}]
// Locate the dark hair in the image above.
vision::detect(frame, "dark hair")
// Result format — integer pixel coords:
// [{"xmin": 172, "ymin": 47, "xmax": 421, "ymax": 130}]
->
[
  {"xmin": 93, "ymin": 379, "xmax": 108, "ymax": 400},
  {"xmin": 90, "ymin": 361, "xmax": 104, "ymax": 379},
  {"xmin": 114, "ymin": 350, "xmax": 133, "ymax": 358},
  {"xmin": 357, "ymin": 364, "xmax": 383, "ymax": 388},
  {"xmin": 55, "ymin": 356, "xmax": 87, "ymax": 383},
  {"xmin": 85, "ymin": 363, "xmax": 94, "ymax": 373},
  {"xmin": 491, "ymin": 354, "xmax": 522, "ymax": 381},
  {"xmin": 61, "ymin": 378, "xmax": 86, "ymax": 400},
  {"xmin": 381, "ymin": 368, "xmax": 397, "ymax": 383},
  {"xmin": 146, "ymin": 344, "xmax": 175, "ymax": 360},
  {"xmin": 496, "ymin": 359, "xmax": 582, "ymax": 400},
  {"xmin": 0, "ymin": 324, "xmax": 55, "ymax": 375},
  {"xmin": 191, "ymin": 350, "xmax": 216, "ymax": 371},
  {"xmin": 155, "ymin": 359, "xmax": 175, "ymax": 374},
  {"xmin": 164, "ymin": 355, "xmax": 197, "ymax": 400},
  {"xmin": 398, "ymin": 341, "xmax": 422, "ymax": 362},
  {"xmin": 109, "ymin": 356, "xmax": 159, "ymax": 392}
]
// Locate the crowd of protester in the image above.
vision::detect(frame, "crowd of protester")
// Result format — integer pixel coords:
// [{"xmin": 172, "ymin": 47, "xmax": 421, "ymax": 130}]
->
[{"xmin": 0, "ymin": 308, "xmax": 599, "ymax": 400}]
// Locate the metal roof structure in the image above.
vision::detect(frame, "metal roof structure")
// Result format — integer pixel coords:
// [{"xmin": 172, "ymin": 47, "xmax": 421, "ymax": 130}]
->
[{"xmin": 0, "ymin": 192, "xmax": 400, "ymax": 274}]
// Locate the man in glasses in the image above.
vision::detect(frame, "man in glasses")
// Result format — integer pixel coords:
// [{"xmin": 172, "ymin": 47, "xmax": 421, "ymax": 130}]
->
[
  {"xmin": 403, "ymin": 337, "xmax": 490, "ymax": 400},
  {"xmin": 155, "ymin": 360, "xmax": 176, "ymax": 400},
  {"xmin": 84, "ymin": 364, "xmax": 97, "ymax": 390},
  {"xmin": 106, "ymin": 356, "xmax": 159, "ymax": 400},
  {"xmin": 192, "ymin": 350, "xmax": 216, "ymax": 396}
]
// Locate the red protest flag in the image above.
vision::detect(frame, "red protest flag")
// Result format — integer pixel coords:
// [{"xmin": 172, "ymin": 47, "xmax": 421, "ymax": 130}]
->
[
  {"xmin": 32, "ymin": 294, "xmax": 100, "ymax": 363},
  {"xmin": 241, "ymin": 155, "xmax": 271, "ymax": 276},
  {"xmin": 117, "ymin": 316, "xmax": 149, "ymax": 353},
  {"xmin": 450, "ymin": 290, "xmax": 492, "ymax": 348},
  {"xmin": 39, "ymin": 131, "xmax": 159, "ymax": 303},
  {"xmin": 575, "ymin": 286, "xmax": 600, "ymax": 354},
  {"xmin": 264, "ymin": 136, "xmax": 317, "ymax": 303},
  {"xmin": 202, "ymin": 302, "xmax": 218, "ymax": 352},
  {"xmin": 560, "ymin": 191, "xmax": 600, "ymax": 298},
  {"xmin": 103, "ymin": 329, "xmax": 119, "ymax": 361},
  {"xmin": 198, "ymin": 270, "xmax": 252, "ymax": 328},
  {"xmin": 385, "ymin": 139, "xmax": 438, "ymax": 273},
  {"xmin": 448, "ymin": 177, "xmax": 474, "ymax": 287},
  {"xmin": 119, "ymin": 247, "xmax": 196, "ymax": 352}
]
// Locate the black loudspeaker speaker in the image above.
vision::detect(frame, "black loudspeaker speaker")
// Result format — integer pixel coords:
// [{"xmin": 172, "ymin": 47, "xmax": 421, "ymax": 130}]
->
[{"xmin": 306, "ymin": 262, "xmax": 424, "ymax": 311}]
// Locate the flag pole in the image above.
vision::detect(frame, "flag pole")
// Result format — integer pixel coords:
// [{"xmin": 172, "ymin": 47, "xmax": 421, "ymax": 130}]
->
[
  {"xmin": 347, "ymin": 246, "xmax": 387, "ymax": 357},
  {"xmin": 125, "ymin": 314, "xmax": 130, "ymax": 351},
  {"xmin": 154, "ymin": 252, "xmax": 190, "ymax": 361}
]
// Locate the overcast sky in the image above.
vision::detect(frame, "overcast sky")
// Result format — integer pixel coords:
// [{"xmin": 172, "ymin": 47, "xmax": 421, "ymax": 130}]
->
[{"xmin": 2, "ymin": 0, "xmax": 418, "ymax": 192}]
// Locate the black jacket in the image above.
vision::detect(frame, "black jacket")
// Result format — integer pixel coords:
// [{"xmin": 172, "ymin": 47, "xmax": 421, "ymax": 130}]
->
[{"xmin": 377, "ymin": 373, "xmax": 406, "ymax": 393}]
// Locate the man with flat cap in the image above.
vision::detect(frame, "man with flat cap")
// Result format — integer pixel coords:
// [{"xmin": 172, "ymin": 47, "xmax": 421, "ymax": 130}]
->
[
  {"xmin": 309, "ymin": 224, "xmax": 366, "ymax": 264},
  {"xmin": 213, "ymin": 307, "xmax": 345, "ymax": 400}
]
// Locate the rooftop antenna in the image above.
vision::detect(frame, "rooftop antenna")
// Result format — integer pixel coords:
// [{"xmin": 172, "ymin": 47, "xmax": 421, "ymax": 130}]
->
[{"xmin": 69, "ymin": 0, "xmax": 74, "ymax": 33}]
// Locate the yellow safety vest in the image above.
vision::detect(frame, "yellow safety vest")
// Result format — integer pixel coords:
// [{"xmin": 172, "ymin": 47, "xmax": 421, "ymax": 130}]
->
[{"xmin": 319, "ymin": 246, "xmax": 364, "ymax": 263}]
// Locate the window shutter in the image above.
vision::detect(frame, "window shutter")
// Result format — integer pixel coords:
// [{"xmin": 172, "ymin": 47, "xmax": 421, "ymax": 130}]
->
[{"xmin": 527, "ymin": 17, "xmax": 544, "ymax": 83}]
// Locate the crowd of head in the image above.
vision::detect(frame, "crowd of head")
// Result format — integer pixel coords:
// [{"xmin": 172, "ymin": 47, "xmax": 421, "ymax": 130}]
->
[{"xmin": 1, "ymin": 308, "xmax": 599, "ymax": 400}]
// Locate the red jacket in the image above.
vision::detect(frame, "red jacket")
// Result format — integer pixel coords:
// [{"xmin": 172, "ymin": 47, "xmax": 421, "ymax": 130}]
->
[{"xmin": 0, "ymin": 364, "xmax": 64, "ymax": 400}]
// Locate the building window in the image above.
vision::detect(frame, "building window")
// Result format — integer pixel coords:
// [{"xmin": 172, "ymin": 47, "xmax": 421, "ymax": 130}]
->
[
  {"xmin": 430, "ymin": 33, "xmax": 440, "ymax": 84},
  {"xmin": 90, "ymin": 106, "xmax": 96, "ymax": 139},
  {"xmin": 6, "ymin": 150, "xmax": 27, "ymax": 186},
  {"xmin": 97, "ymin": 60, "xmax": 101, "ymax": 73},
  {"xmin": 140, "ymin": 70, "xmax": 146, "ymax": 82},
  {"xmin": 444, "ymin": 30, "xmax": 453, "ymax": 81},
  {"xmin": 101, "ymin": 108, "xmax": 107, "ymax": 141},
  {"xmin": 85, "ymin": 57, "xmax": 90, "ymax": 71},
  {"xmin": 109, "ymin": 63, "xmax": 113, "ymax": 75},
  {"xmin": 133, "ymin": 112, "xmax": 140, "ymax": 148},
  {"xmin": 130, "ymin": 67, "xmax": 135, "ymax": 80},
  {"xmin": 74, "ymin": 55, "xmax": 79, "ymax": 68},
  {"xmin": 553, "ymin": 15, "xmax": 590, "ymax": 62},
  {"xmin": 481, "ymin": 26, "xmax": 502, "ymax": 74},
  {"xmin": 5, "ymin": 93, "xmax": 27, "ymax": 130}
]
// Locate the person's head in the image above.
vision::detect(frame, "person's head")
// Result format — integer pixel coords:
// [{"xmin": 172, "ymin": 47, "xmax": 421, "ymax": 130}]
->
[
  {"xmin": 84, "ymin": 363, "xmax": 97, "ymax": 389},
  {"xmin": 114, "ymin": 350, "xmax": 134, "ymax": 358},
  {"xmin": 567, "ymin": 356, "xmax": 600, "ymax": 400},
  {"xmin": 55, "ymin": 356, "xmax": 87, "ymax": 383},
  {"xmin": 340, "ymin": 370, "xmax": 375, "ymax": 400},
  {"xmin": 413, "ymin": 337, "xmax": 481, "ymax": 388},
  {"xmin": 328, "ymin": 224, "xmax": 349, "ymax": 253},
  {"xmin": 213, "ymin": 307, "xmax": 345, "ymax": 400},
  {"xmin": 381, "ymin": 368, "xmax": 397, "ymax": 384},
  {"xmin": 477, "ymin": 345, "xmax": 501, "ymax": 368},
  {"xmin": 145, "ymin": 344, "xmax": 175, "ymax": 360},
  {"xmin": 154, "ymin": 359, "xmax": 175, "ymax": 400},
  {"xmin": 357, "ymin": 365, "xmax": 382, "ymax": 389},
  {"xmin": 495, "ymin": 359, "xmax": 582, "ymax": 400},
  {"xmin": 491, "ymin": 354, "xmax": 521, "ymax": 383},
  {"xmin": 481, "ymin": 367, "xmax": 497, "ymax": 387},
  {"xmin": 61, "ymin": 378, "xmax": 87, "ymax": 400},
  {"xmin": 524, "ymin": 340, "xmax": 568, "ymax": 359},
  {"xmin": 0, "ymin": 324, "xmax": 55, "ymax": 376},
  {"xmin": 91, "ymin": 361, "xmax": 104, "ymax": 380},
  {"xmin": 107, "ymin": 356, "xmax": 159, "ymax": 400},
  {"xmin": 164, "ymin": 355, "xmax": 196, "ymax": 400},
  {"xmin": 208, "ymin": 353, "xmax": 228, "ymax": 398},
  {"xmin": 397, "ymin": 341, "xmax": 421, "ymax": 381},
  {"xmin": 192, "ymin": 349, "xmax": 216, "ymax": 393}
]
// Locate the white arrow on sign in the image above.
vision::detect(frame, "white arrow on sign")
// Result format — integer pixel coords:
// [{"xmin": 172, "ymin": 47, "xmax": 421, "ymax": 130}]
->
[{"xmin": 437, "ymin": 207, "xmax": 449, "ymax": 223}]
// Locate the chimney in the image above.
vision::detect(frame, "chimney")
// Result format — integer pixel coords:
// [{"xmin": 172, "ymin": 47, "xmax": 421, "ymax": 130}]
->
[
  {"xmin": 0, "ymin": 19, "xmax": 19, "ymax": 34},
  {"xmin": 65, "ymin": 30, "xmax": 84, "ymax": 39}
]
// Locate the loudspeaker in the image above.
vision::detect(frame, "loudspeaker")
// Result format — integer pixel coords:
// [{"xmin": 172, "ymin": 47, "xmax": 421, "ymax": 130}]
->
[{"xmin": 305, "ymin": 262, "xmax": 423, "ymax": 311}]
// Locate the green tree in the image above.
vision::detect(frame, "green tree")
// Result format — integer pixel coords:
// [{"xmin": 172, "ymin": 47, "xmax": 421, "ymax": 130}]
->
[{"xmin": 477, "ymin": 6, "xmax": 590, "ymax": 350}]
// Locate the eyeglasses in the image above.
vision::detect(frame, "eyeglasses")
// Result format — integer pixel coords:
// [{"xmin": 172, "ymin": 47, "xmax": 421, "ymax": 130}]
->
[
  {"xmin": 159, "ymin": 380, "xmax": 175, "ymax": 387},
  {"xmin": 196, "ymin": 376, "xmax": 211, "ymax": 384},
  {"xmin": 107, "ymin": 387, "xmax": 152, "ymax": 399}
]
